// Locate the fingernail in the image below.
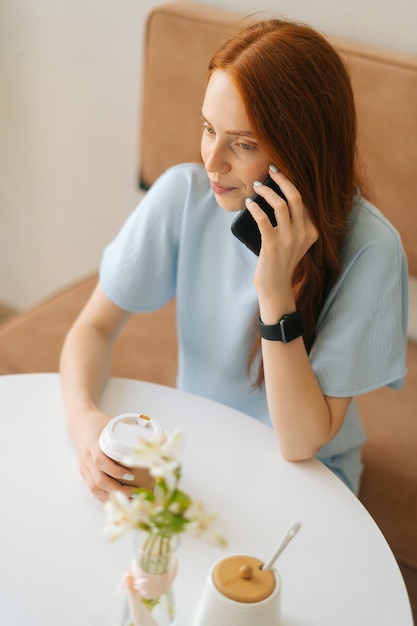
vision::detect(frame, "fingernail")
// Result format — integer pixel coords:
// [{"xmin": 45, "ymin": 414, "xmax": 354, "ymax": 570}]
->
[
  {"xmin": 253, "ymin": 180, "xmax": 263, "ymax": 187},
  {"xmin": 122, "ymin": 473, "xmax": 135, "ymax": 481},
  {"xmin": 269, "ymin": 164, "xmax": 279, "ymax": 173}
]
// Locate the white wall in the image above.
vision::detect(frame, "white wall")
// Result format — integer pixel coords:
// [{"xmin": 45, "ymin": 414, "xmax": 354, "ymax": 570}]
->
[{"xmin": 1, "ymin": 0, "xmax": 416, "ymax": 311}]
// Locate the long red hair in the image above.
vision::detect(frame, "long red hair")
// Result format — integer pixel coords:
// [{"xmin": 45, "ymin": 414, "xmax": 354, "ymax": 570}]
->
[{"xmin": 208, "ymin": 19, "xmax": 360, "ymax": 385}]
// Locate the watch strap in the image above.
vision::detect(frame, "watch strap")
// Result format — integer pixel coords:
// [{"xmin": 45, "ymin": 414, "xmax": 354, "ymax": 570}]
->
[{"xmin": 258, "ymin": 311, "xmax": 305, "ymax": 343}]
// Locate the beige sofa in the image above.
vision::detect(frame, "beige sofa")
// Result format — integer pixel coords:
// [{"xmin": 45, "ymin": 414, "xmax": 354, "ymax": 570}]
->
[{"xmin": 0, "ymin": 2, "xmax": 416, "ymax": 619}]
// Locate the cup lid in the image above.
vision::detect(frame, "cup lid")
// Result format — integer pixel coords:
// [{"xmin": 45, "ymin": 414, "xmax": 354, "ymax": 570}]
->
[
  {"xmin": 213, "ymin": 555, "xmax": 276, "ymax": 603},
  {"xmin": 99, "ymin": 413, "xmax": 163, "ymax": 463}
]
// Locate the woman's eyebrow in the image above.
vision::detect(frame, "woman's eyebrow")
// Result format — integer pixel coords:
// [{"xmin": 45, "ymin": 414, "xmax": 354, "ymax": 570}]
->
[{"xmin": 200, "ymin": 112, "xmax": 255, "ymax": 137}]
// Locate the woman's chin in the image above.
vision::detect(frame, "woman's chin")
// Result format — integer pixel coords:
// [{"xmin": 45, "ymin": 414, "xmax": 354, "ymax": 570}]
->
[{"xmin": 214, "ymin": 193, "xmax": 245, "ymax": 213}]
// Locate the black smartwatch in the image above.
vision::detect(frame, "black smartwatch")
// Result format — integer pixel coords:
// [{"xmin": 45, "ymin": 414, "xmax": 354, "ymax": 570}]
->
[{"xmin": 258, "ymin": 311, "xmax": 305, "ymax": 343}]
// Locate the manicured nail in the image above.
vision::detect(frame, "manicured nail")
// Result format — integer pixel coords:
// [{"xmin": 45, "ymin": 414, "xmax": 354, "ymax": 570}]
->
[
  {"xmin": 245, "ymin": 197, "xmax": 253, "ymax": 204},
  {"xmin": 253, "ymin": 180, "xmax": 263, "ymax": 187},
  {"xmin": 122, "ymin": 473, "xmax": 135, "ymax": 481},
  {"xmin": 269, "ymin": 164, "xmax": 279, "ymax": 173}
]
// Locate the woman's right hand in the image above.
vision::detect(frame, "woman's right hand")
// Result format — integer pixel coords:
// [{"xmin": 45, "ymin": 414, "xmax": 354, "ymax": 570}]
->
[
  {"xmin": 60, "ymin": 283, "xmax": 135, "ymax": 502},
  {"xmin": 247, "ymin": 167, "xmax": 319, "ymax": 322},
  {"xmin": 71, "ymin": 407, "xmax": 135, "ymax": 502}
]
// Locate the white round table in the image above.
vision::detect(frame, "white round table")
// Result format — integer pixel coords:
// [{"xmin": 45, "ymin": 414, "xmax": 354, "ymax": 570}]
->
[{"xmin": 0, "ymin": 373, "xmax": 412, "ymax": 625}]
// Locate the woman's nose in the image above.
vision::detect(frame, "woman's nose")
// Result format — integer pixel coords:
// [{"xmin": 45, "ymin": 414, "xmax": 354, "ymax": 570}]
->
[{"xmin": 203, "ymin": 141, "xmax": 231, "ymax": 174}]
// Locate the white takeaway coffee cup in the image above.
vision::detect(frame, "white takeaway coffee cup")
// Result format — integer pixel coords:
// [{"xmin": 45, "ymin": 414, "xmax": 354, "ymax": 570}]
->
[{"xmin": 99, "ymin": 413, "xmax": 163, "ymax": 489}]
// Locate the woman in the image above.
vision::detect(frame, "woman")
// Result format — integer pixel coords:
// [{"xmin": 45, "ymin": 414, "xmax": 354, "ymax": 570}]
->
[{"xmin": 60, "ymin": 18, "xmax": 408, "ymax": 501}]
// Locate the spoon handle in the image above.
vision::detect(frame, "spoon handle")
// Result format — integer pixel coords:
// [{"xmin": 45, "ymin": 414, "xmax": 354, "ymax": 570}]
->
[{"xmin": 262, "ymin": 521, "xmax": 301, "ymax": 570}]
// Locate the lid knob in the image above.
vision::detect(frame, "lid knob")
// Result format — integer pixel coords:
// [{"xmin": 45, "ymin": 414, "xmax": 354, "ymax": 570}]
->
[{"xmin": 239, "ymin": 564, "xmax": 253, "ymax": 580}]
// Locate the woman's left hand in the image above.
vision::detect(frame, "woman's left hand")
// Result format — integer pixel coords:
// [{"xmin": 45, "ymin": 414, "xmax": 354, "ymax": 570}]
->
[{"xmin": 246, "ymin": 168, "xmax": 319, "ymax": 320}]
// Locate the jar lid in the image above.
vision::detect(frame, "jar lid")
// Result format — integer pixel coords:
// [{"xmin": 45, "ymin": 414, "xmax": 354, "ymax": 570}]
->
[
  {"xmin": 99, "ymin": 413, "xmax": 162, "ymax": 463},
  {"xmin": 213, "ymin": 555, "xmax": 276, "ymax": 603}
]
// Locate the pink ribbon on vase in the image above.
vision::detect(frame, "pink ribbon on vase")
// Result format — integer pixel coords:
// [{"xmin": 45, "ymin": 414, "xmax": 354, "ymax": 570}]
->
[{"xmin": 118, "ymin": 556, "xmax": 178, "ymax": 626}]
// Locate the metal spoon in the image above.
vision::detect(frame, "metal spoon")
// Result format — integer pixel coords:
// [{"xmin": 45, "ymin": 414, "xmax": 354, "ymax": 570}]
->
[{"xmin": 261, "ymin": 521, "xmax": 301, "ymax": 570}]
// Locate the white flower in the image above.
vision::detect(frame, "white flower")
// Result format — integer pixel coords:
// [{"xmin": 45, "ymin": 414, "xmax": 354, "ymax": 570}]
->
[
  {"xmin": 160, "ymin": 429, "xmax": 183, "ymax": 460},
  {"xmin": 185, "ymin": 501, "xmax": 226, "ymax": 546},
  {"xmin": 185, "ymin": 501, "xmax": 216, "ymax": 534},
  {"xmin": 102, "ymin": 491, "xmax": 153, "ymax": 542},
  {"xmin": 124, "ymin": 429, "xmax": 183, "ymax": 481},
  {"xmin": 102, "ymin": 428, "xmax": 227, "ymax": 558}
]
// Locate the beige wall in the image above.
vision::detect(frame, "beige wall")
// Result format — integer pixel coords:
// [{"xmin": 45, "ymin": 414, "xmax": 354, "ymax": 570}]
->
[{"xmin": 1, "ymin": 0, "xmax": 416, "ymax": 316}]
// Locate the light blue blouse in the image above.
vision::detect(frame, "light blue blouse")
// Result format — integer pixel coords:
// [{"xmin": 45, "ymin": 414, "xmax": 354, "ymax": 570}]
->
[{"xmin": 100, "ymin": 164, "xmax": 408, "ymax": 493}]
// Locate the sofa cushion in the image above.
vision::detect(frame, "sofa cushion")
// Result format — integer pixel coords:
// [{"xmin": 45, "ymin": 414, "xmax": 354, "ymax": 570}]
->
[
  {"xmin": 0, "ymin": 275, "xmax": 178, "ymax": 386},
  {"xmin": 357, "ymin": 339, "xmax": 417, "ymax": 570}
]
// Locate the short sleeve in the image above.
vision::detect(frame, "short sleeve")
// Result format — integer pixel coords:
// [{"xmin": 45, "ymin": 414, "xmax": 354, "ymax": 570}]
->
[
  {"xmin": 99, "ymin": 165, "xmax": 195, "ymax": 312},
  {"xmin": 310, "ymin": 199, "xmax": 408, "ymax": 396}
]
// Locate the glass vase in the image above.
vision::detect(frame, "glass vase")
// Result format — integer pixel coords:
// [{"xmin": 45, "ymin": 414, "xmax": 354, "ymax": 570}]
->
[{"xmin": 120, "ymin": 533, "xmax": 177, "ymax": 626}]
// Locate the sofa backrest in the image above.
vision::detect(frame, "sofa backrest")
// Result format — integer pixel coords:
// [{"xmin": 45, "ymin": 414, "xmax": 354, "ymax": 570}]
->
[{"xmin": 140, "ymin": 1, "xmax": 417, "ymax": 276}]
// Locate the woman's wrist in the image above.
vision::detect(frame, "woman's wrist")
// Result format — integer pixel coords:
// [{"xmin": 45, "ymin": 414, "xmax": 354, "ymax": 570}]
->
[
  {"xmin": 258, "ymin": 292, "xmax": 296, "ymax": 325},
  {"xmin": 64, "ymin": 397, "xmax": 102, "ymax": 436}
]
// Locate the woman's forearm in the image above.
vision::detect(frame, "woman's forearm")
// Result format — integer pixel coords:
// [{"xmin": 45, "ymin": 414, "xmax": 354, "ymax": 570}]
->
[
  {"xmin": 261, "ymin": 337, "xmax": 350, "ymax": 460},
  {"xmin": 59, "ymin": 285, "xmax": 134, "ymax": 501},
  {"xmin": 59, "ymin": 283, "xmax": 131, "ymax": 439},
  {"xmin": 59, "ymin": 320, "xmax": 113, "ymax": 438}
]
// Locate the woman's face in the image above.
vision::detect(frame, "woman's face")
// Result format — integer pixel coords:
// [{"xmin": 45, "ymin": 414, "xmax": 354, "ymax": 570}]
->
[{"xmin": 201, "ymin": 70, "xmax": 271, "ymax": 213}]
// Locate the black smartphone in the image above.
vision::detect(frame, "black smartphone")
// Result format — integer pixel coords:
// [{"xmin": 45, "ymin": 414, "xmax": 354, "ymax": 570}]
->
[{"xmin": 231, "ymin": 175, "xmax": 287, "ymax": 255}]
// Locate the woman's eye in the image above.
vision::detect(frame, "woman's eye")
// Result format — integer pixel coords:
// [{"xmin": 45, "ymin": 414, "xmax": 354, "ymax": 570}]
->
[
  {"xmin": 203, "ymin": 124, "xmax": 215, "ymax": 136},
  {"xmin": 238, "ymin": 142, "xmax": 256, "ymax": 151}
]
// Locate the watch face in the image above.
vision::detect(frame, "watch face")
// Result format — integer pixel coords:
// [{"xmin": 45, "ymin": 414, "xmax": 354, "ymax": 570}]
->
[
  {"xmin": 280, "ymin": 312, "xmax": 305, "ymax": 343},
  {"xmin": 259, "ymin": 311, "xmax": 305, "ymax": 342}
]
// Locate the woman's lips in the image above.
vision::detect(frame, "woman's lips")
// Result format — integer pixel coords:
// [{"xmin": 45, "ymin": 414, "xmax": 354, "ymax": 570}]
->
[{"xmin": 210, "ymin": 181, "xmax": 238, "ymax": 195}]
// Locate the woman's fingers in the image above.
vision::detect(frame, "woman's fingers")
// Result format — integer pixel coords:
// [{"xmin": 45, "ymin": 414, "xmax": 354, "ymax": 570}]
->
[
  {"xmin": 247, "ymin": 169, "xmax": 318, "ymax": 252},
  {"xmin": 83, "ymin": 463, "xmax": 133, "ymax": 502},
  {"xmin": 75, "ymin": 413, "xmax": 136, "ymax": 501}
]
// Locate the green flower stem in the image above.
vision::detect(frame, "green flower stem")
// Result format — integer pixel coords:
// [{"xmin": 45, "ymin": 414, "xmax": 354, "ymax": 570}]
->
[{"xmin": 141, "ymin": 533, "xmax": 171, "ymax": 575}]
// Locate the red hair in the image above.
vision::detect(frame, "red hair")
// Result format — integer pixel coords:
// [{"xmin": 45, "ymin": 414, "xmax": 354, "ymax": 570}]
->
[{"xmin": 209, "ymin": 19, "xmax": 359, "ymax": 385}]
